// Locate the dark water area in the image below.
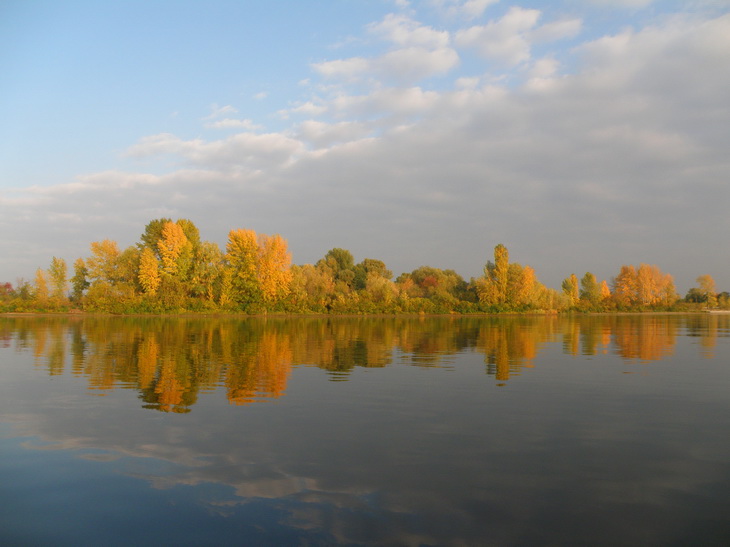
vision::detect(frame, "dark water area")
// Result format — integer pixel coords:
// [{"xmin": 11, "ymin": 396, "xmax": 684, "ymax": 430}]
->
[{"xmin": 1, "ymin": 314, "xmax": 729, "ymax": 546}]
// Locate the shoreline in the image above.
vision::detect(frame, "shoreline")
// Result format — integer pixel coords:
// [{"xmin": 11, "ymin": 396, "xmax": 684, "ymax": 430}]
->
[{"xmin": 1, "ymin": 310, "xmax": 721, "ymax": 318}]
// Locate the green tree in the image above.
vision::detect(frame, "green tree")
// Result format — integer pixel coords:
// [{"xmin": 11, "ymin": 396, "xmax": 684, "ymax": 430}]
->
[
  {"xmin": 561, "ymin": 274, "xmax": 579, "ymax": 307},
  {"xmin": 696, "ymin": 274, "xmax": 718, "ymax": 308},
  {"xmin": 580, "ymin": 272, "xmax": 601, "ymax": 307},
  {"xmin": 189, "ymin": 241, "xmax": 224, "ymax": 300},
  {"xmin": 70, "ymin": 258, "xmax": 90, "ymax": 301},
  {"xmin": 139, "ymin": 218, "xmax": 173, "ymax": 259},
  {"xmin": 353, "ymin": 258, "xmax": 392, "ymax": 291}
]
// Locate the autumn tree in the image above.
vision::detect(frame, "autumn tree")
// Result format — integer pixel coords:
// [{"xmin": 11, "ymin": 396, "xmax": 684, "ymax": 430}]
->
[
  {"xmin": 138, "ymin": 247, "xmax": 161, "ymax": 295},
  {"xmin": 257, "ymin": 234, "xmax": 293, "ymax": 306},
  {"xmin": 353, "ymin": 259, "xmax": 393, "ymax": 290},
  {"xmin": 139, "ymin": 218, "xmax": 172, "ymax": 259},
  {"xmin": 612, "ymin": 265, "xmax": 638, "ymax": 308},
  {"xmin": 189, "ymin": 241, "xmax": 224, "ymax": 301},
  {"xmin": 477, "ymin": 245, "xmax": 543, "ymax": 310},
  {"xmin": 48, "ymin": 257, "xmax": 68, "ymax": 301},
  {"xmin": 695, "ymin": 274, "xmax": 718, "ymax": 308},
  {"xmin": 398, "ymin": 266, "xmax": 468, "ymax": 310},
  {"xmin": 580, "ymin": 272, "xmax": 601, "ymax": 307},
  {"xmin": 600, "ymin": 280, "xmax": 611, "ymax": 302},
  {"xmin": 87, "ymin": 239, "xmax": 121, "ymax": 284},
  {"xmin": 477, "ymin": 244, "xmax": 510, "ymax": 307},
  {"xmin": 507, "ymin": 263, "xmax": 537, "ymax": 307},
  {"xmin": 70, "ymin": 258, "xmax": 89, "ymax": 301},
  {"xmin": 226, "ymin": 229, "xmax": 262, "ymax": 309},
  {"xmin": 561, "ymin": 274, "xmax": 580, "ymax": 307},
  {"xmin": 612, "ymin": 264, "xmax": 676, "ymax": 309},
  {"xmin": 486, "ymin": 244, "xmax": 509, "ymax": 305},
  {"xmin": 317, "ymin": 248, "xmax": 356, "ymax": 289},
  {"xmin": 34, "ymin": 268, "xmax": 49, "ymax": 303},
  {"xmin": 157, "ymin": 221, "xmax": 190, "ymax": 278},
  {"xmin": 287, "ymin": 264, "xmax": 335, "ymax": 312}
]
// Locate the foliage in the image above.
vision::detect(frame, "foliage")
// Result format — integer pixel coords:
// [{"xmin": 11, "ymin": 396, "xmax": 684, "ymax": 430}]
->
[{"xmin": 4, "ymin": 220, "xmax": 722, "ymax": 315}]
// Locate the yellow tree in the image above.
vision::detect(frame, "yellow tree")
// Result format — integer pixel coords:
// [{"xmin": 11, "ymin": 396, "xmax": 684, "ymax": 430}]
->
[
  {"xmin": 478, "ymin": 244, "xmax": 510, "ymax": 307},
  {"xmin": 257, "ymin": 234, "xmax": 293, "ymax": 305},
  {"xmin": 656, "ymin": 270, "xmax": 677, "ymax": 307},
  {"xmin": 493, "ymin": 244, "xmax": 509, "ymax": 304},
  {"xmin": 600, "ymin": 280, "xmax": 611, "ymax": 301},
  {"xmin": 226, "ymin": 228, "xmax": 262, "ymax": 307},
  {"xmin": 612, "ymin": 265, "xmax": 638, "ymax": 308},
  {"xmin": 697, "ymin": 274, "xmax": 718, "ymax": 308},
  {"xmin": 34, "ymin": 268, "xmax": 49, "ymax": 303},
  {"xmin": 637, "ymin": 264, "xmax": 659, "ymax": 306},
  {"xmin": 87, "ymin": 239, "xmax": 120, "ymax": 283},
  {"xmin": 138, "ymin": 247, "xmax": 161, "ymax": 295},
  {"xmin": 48, "ymin": 256, "xmax": 68, "ymax": 300},
  {"xmin": 511, "ymin": 264, "xmax": 536, "ymax": 307},
  {"xmin": 157, "ymin": 221, "xmax": 189, "ymax": 278}
]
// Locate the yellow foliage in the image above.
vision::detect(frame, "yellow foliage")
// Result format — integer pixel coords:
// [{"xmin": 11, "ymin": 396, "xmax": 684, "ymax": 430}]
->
[
  {"xmin": 258, "ymin": 234, "xmax": 293, "ymax": 304},
  {"xmin": 157, "ymin": 221, "xmax": 188, "ymax": 276},
  {"xmin": 87, "ymin": 239, "xmax": 120, "ymax": 283},
  {"xmin": 138, "ymin": 247, "xmax": 161, "ymax": 295}
]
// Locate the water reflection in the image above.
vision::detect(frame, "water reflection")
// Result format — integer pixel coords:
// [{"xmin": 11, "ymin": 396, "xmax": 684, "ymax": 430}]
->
[
  {"xmin": 1, "ymin": 314, "xmax": 729, "ymax": 546},
  {"xmin": 1, "ymin": 314, "xmax": 727, "ymax": 412}
]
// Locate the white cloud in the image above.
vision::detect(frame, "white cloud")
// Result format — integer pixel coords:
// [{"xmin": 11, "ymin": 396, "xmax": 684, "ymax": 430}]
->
[
  {"xmin": 205, "ymin": 118, "xmax": 263, "ymax": 130},
  {"xmin": 368, "ymin": 14, "xmax": 450, "ymax": 49},
  {"xmin": 312, "ymin": 56, "xmax": 371, "ymax": 81},
  {"xmin": 531, "ymin": 18, "xmax": 582, "ymax": 42},
  {"xmin": 313, "ymin": 14, "xmax": 458, "ymax": 84},
  {"xmin": 203, "ymin": 104, "xmax": 238, "ymax": 120},
  {"xmin": 455, "ymin": 7, "xmax": 541, "ymax": 66},
  {"xmin": 294, "ymin": 120, "xmax": 373, "ymax": 148},
  {"xmin": 431, "ymin": 0, "xmax": 500, "ymax": 19},
  {"xmin": 125, "ymin": 132, "xmax": 305, "ymax": 171},
  {"xmin": 313, "ymin": 46, "xmax": 458, "ymax": 84},
  {"xmin": 585, "ymin": 0, "xmax": 656, "ymax": 8}
]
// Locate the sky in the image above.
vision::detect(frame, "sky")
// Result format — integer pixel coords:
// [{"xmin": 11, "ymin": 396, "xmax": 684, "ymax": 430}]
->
[{"xmin": 1, "ymin": 0, "xmax": 729, "ymax": 293}]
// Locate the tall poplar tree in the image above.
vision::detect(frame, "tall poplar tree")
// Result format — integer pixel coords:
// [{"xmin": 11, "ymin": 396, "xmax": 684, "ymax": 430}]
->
[{"xmin": 48, "ymin": 257, "xmax": 68, "ymax": 300}]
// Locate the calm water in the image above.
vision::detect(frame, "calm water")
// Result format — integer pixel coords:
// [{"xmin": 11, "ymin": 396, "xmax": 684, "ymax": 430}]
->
[{"xmin": 1, "ymin": 314, "xmax": 729, "ymax": 546}]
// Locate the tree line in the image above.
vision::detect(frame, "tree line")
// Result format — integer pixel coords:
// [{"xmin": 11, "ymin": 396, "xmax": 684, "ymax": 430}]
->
[{"xmin": 1, "ymin": 218, "xmax": 727, "ymax": 314}]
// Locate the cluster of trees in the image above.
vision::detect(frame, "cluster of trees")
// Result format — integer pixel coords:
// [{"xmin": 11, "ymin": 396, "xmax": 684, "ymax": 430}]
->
[{"xmin": 0, "ymin": 218, "xmax": 727, "ymax": 314}]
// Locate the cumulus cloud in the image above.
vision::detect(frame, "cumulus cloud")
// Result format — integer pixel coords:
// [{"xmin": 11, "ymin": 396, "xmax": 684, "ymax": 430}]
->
[
  {"xmin": 2, "ymin": 8, "xmax": 729, "ymax": 292},
  {"xmin": 368, "ymin": 14, "xmax": 450, "ymax": 48},
  {"xmin": 586, "ymin": 0, "xmax": 656, "ymax": 8},
  {"xmin": 313, "ymin": 47, "xmax": 458, "ymax": 84},
  {"xmin": 205, "ymin": 118, "xmax": 263, "ymax": 130},
  {"xmin": 455, "ymin": 7, "xmax": 541, "ymax": 65},
  {"xmin": 313, "ymin": 14, "xmax": 458, "ymax": 84},
  {"xmin": 293, "ymin": 120, "xmax": 373, "ymax": 149},
  {"xmin": 531, "ymin": 18, "xmax": 582, "ymax": 42},
  {"xmin": 126, "ymin": 132, "xmax": 305, "ymax": 171},
  {"xmin": 432, "ymin": 0, "xmax": 501, "ymax": 19}
]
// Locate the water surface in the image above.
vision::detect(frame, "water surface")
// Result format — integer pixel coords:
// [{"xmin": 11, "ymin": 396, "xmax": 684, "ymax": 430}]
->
[{"xmin": 1, "ymin": 315, "xmax": 729, "ymax": 546}]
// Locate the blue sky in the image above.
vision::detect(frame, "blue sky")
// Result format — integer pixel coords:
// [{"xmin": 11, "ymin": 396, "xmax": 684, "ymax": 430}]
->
[{"xmin": 2, "ymin": 0, "xmax": 729, "ymax": 292}]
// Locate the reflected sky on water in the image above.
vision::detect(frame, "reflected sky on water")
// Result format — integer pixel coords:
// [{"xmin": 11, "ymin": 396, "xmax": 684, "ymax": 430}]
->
[{"xmin": 1, "ymin": 315, "xmax": 729, "ymax": 546}]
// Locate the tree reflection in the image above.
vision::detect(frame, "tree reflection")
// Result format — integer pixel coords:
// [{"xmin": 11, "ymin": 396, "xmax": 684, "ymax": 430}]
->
[{"xmin": 1, "ymin": 313, "xmax": 727, "ymax": 411}]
